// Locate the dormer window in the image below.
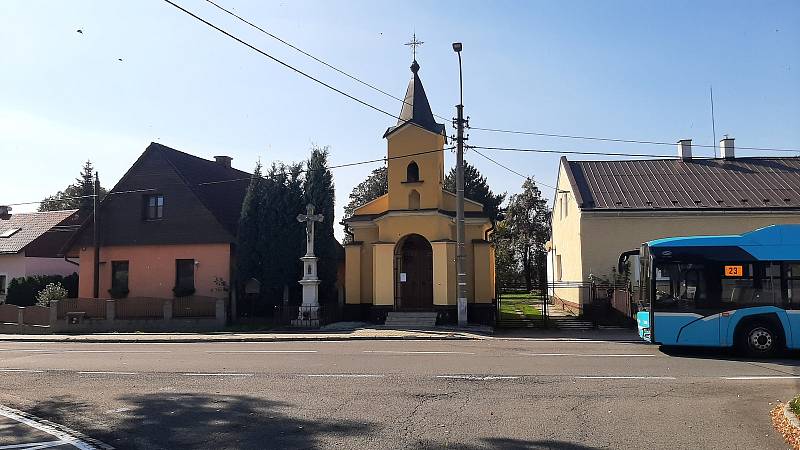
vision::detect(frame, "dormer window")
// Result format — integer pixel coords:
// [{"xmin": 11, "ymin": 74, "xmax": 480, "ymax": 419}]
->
[
  {"xmin": 0, "ymin": 228, "xmax": 21, "ymax": 238},
  {"xmin": 144, "ymin": 195, "xmax": 164, "ymax": 220},
  {"xmin": 405, "ymin": 162, "xmax": 420, "ymax": 182}
]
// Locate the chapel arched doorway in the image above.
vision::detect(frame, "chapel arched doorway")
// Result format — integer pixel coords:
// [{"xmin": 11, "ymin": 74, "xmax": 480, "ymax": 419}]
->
[{"xmin": 394, "ymin": 234, "xmax": 433, "ymax": 310}]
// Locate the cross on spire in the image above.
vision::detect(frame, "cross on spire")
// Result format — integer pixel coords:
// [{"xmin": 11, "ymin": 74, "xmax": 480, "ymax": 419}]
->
[{"xmin": 405, "ymin": 33, "xmax": 424, "ymax": 61}]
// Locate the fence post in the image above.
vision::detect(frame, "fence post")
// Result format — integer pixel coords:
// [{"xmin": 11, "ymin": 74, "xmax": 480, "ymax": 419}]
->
[
  {"xmin": 215, "ymin": 298, "xmax": 225, "ymax": 326},
  {"xmin": 17, "ymin": 306, "xmax": 24, "ymax": 326},
  {"xmin": 163, "ymin": 299, "xmax": 173, "ymax": 321},
  {"xmin": 49, "ymin": 300, "xmax": 58, "ymax": 326},
  {"xmin": 106, "ymin": 299, "xmax": 115, "ymax": 321}
]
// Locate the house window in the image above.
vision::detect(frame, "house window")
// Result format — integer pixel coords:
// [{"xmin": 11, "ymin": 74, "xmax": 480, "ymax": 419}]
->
[
  {"xmin": 111, "ymin": 261, "xmax": 129, "ymax": 291},
  {"xmin": 0, "ymin": 274, "xmax": 7, "ymax": 296},
  {"xmin": 563, "ymin": 194, "xmax": 569, "ymax": 217},
  {"xmin": 556, "ymin": 255, "xmax": 563, "ymax": 281},
  {"xmin": 175, "ymin": 259, "xmax": 195, "ymax": 290},
  {"xmin": 409, "ymin": 189, "xmax": 420, "ymax": 210},
  {"xmin": 144, "ymin": 195, "xmax": 164, "ymax": 220},
  {"xmin": 406, "ymin": 162, "xmax": 420, "ymax": 182}
]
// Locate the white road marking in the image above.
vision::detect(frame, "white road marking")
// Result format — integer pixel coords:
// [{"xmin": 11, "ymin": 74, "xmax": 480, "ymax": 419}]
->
[
  {"xmin": 497, "ymin": 338, "xmax": 641, "ymax": 343},
  {"xmin": 0, "ymin": 441, "xmax": 67, "ymax": 449},
  {"xmin": 0, "ymin": 369, "xmax": 45, "ymax": 373},
  {"xmin": 0, "ymin": 404, "xmax": 110, "ymax": 450},
  {"xmin": 63, "ymin": 350, "xmax": 171, "ymax": 354},
  {"xmin": 363, "ymin": 350, "xmax": 476, "ymax": 355},
  {"xmin": 575, "ymin": 376, "xmax": 676, "ymax": 380},
  {"xmin": 722, "ymin": 376, "xmax": 800, "ymax": 380},
  {"xmin": 205, "ymin": 350, "xmax": 318, "ymax": 353},
  {"xmin": 299, "ymin": 374, "xmax": 385, "ymax": 378},
  {"xmin": 436, "ymin": 375, "xmax": 520, "ymax": 380},
  {"xmin": 520, "ymin": 353, "xmax": 654, "ymax": 357},
  {"xmin": 182, "ymin": 373, "xmax": 253, "ymax": 377},
  {"xmin": 0, "ymin": 350, "xmax": 170, "ymax": 354},
  {"xmin": 78, "ymin": 371, "xmax": 137, "ymax": 375}
]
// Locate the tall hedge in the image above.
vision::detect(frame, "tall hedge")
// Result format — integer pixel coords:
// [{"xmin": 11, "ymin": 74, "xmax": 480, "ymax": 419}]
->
[{"xmin": 6, "ymin": 273, "xmax": 78, "ymax": 307}]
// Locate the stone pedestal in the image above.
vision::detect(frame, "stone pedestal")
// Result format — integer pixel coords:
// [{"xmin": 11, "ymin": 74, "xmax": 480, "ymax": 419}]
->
[
  {"xmin": 293, "ymin": 204, "xmax": 324, "ymax": 328},
  {"xmin": 292, "ymin": 256, "xmax": 321, "ymax": 328}
]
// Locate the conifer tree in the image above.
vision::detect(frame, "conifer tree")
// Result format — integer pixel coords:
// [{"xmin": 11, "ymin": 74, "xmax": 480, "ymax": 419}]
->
[
  {"xmin": 39, "ymin": 160, "xmax": 107, "ymax": 216},
  {"xmin": 444, "ymin": 161, "xmax": 506, "ymax": 223},
  {"xmin": 303, "ymin": 146, "xmax": 338, "ymax": 305},
  {"xmin": 236, "ymin": 161, "xmax": 265, "ymax": 291}
]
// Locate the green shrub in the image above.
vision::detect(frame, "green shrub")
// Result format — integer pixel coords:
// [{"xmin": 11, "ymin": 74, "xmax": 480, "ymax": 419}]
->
[
  {"xmin": 6, "ymin": 273, "xmax": 78, "ymax": 306},
  {"xmin": 36, "ymin": 282, "xmax": 68, "ymax": 306},
  {"xmin": 790, "ymin": 395, "xmax": 800, "ymax": 417}
]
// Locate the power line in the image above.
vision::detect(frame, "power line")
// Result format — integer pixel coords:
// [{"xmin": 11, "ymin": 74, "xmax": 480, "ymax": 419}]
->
[
  {"xmin": 204, "ymin": 0, "xmax": 451, "ymax": 124},
  {"xmin": 471, "ymin": 148, "xmax": 558, "ymax": 191},
  {"xmin": 197, "ymin": 146, "xmax": 454, "ymax": 186},
  {"xmin": 470, "ymin": 127, "xmax": 800, "ymax": 154},
  {"xmin": 4, "ymin": 188, "xmax": 156, "ymax": 208},
  {"xmin": 473, "ymin": 145, "xmax": 676, "ymax": 158},
  {"xmin": 163, "ymin": 0, "xmax": 401, "ymax": 121}
]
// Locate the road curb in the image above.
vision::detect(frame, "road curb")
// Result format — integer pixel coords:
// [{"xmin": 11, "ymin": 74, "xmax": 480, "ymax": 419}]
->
[
  {"xmin": 0, "ymin": 404, "xmax": 113, "ymax": 449},
  {"xmin": 0, "ymin": 334, "xmax": 483, "ymax": 344}
]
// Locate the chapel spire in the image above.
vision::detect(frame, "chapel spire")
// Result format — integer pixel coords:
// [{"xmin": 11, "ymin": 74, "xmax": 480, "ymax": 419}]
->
[{"xmin": 383, "ymin": 36, "xmax": 445, "ymax": 139}]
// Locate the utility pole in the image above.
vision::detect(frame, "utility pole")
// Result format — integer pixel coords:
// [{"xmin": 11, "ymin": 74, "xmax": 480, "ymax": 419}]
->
[
  {"xmin": 452, "ymin": 42, "xmax": 468, "ymax": 327},
  {"xmin": 92, "ymin": 171, "xmax": 100, "ymax": 298}
]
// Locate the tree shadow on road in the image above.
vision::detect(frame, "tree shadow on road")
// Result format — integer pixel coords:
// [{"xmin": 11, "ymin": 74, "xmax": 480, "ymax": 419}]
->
[
  {"xmin": 27, "ymin": 393, "xmax": 374, "ymax": 449},
  {"xmin": 413, "ymin": 438, "xmax": 607, "ymax": 449}
]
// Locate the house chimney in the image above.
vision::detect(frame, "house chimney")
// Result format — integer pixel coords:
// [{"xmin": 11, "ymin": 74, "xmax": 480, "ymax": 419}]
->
[
  {"xmin": 720, "ymin": 137, "xmax": 735, "ymax": 160},
  {"xmin": 678, "ymin": 139, "xmax": 692, "ymax": 161},
  {"xmin": 214, "ymin": 156, "xmax": 232, "ymax": 168}
]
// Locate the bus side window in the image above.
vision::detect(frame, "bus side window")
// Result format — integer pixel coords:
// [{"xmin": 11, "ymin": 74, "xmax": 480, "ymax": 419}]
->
[
  {"xmin": 788, "ymin": 263, "xmax": 800, "ymax": 308},
  {"xmin": 721, "ymin": 263, "xmax": 754, "ymax": 304},
  {"xmin": 754, "ymin": 263, "xmax": 782, "ymax": 306}
]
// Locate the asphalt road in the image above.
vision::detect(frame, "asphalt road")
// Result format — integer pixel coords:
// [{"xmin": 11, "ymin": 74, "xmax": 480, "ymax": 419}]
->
[{"xmin": 0, "ymin": 337, "xmax": 797, "ymax": 449}]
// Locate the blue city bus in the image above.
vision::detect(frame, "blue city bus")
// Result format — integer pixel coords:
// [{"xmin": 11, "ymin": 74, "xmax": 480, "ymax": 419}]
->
[{"xmin": 630, "ymin": 224, "xmax": 800, "ymax": 356}]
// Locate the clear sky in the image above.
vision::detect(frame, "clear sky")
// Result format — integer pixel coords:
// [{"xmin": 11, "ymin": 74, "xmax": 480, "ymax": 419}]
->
[{"xmin": 2, "ymin": 0, "xmax": 798, "ymax": 240}]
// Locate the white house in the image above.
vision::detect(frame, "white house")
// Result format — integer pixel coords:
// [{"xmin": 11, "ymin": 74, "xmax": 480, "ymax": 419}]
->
[{"xmin": 0, "ymin": 210, "xmax": 79, "ymax": 302}]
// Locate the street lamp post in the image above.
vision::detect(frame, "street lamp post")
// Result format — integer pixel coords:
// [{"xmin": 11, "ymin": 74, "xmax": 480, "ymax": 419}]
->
[{"xmin": 452, "ymin": 42, "xmax": 468, "ymax": 327}]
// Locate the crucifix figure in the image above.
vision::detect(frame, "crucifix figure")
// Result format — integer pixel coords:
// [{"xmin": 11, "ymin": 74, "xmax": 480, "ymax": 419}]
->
[
  {"xmin": 405, "ymin": 33, "xmax": 424, "ymax": 61},
  {"xmin": 293, "ymin": 203, "xmax": 324, "ymax": 327},
  {"xmin": 297, "ymin": 203, "xmax": 324, "ymax": 257}
]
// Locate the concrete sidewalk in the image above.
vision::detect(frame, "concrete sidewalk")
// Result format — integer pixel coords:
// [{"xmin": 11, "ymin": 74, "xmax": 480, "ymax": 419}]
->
[
  {"xmin": 0, "ymin": 326, "xmax": 642, "ymax": 344},
  {"xmin": 0, "ymin": 327, "xmax": 492, "ymax": 343}
]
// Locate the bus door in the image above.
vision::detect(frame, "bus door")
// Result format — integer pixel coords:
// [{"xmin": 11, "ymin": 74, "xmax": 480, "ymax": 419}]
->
[{"xmin": 653, "ymin": 262, "xmax": 719, "ymax": 346}]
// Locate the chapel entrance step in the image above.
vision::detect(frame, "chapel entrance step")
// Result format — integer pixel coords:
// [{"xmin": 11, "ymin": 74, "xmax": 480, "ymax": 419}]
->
[{"xmin": 384, "ymin": 312, "xmax": 438, "ymax": 328}]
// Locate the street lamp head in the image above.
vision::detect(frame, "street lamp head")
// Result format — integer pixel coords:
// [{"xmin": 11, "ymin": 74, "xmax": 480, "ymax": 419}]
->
[{"xmin": 452, "ymin": 42, "xmax": 462, "ymax": 53}]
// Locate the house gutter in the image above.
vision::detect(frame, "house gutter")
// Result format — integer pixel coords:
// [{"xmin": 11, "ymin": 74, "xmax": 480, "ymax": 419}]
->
[{"xmin": 63, "ymin": 255, "xmax": 79, "ymax": 266}]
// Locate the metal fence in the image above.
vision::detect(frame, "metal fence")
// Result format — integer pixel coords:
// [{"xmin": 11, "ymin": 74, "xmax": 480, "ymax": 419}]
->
[
  {"xmin": 274, "ymin": 304, "xmax": 339, "ymax": 328},
  {"xmin": 115, "ymin": 298, "xmax": 164, "ymax": 319},
  {"xmin": 58, "ymin": 298, "xmax": 106, "ymax": 319},
  {"xmin": 173, "ymin": 296, "xmax": 217, "ymax": 318}
]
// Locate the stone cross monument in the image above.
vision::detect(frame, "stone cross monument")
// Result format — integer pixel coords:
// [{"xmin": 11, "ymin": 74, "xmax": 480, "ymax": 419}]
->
[{"xmin": 293, "ymin": 203, "xmax": 324, "ymax": 327}]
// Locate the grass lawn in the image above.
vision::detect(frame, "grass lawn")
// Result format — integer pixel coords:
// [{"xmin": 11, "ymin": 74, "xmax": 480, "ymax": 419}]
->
[{"xmin": 498, "ymin": 292, "xmax": 544, "ymax": 319}]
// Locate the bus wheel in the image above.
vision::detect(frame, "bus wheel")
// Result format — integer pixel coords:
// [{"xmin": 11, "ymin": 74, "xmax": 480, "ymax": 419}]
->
[{"xmin": 739, "ymin": 323, "xmax": 778, "ymax": 357}]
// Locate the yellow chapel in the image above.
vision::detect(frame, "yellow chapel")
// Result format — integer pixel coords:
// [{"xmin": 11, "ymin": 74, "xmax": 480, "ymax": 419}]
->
[{"xmin": 343, "ymin": 59, "xmax": 496, "ymax": 325}]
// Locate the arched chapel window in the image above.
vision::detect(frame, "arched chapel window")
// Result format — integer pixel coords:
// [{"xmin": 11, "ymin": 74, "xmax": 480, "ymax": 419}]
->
[{"xmin": 406, "ymin": 162, "xmax": 420, "ymax": 182}]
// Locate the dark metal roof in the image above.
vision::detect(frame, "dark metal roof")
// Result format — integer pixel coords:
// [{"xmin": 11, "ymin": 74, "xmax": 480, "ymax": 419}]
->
[
  {"xmin": 383, "ymin": 61, "xmax": 445, "ymax": 139},
  {"xmin": 564, "ymin": 156, "xmax": 800, "ymax": 211},
  {"xmin": 150, "ymin": 143, "xmax": 251, "ymax": 236}
]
